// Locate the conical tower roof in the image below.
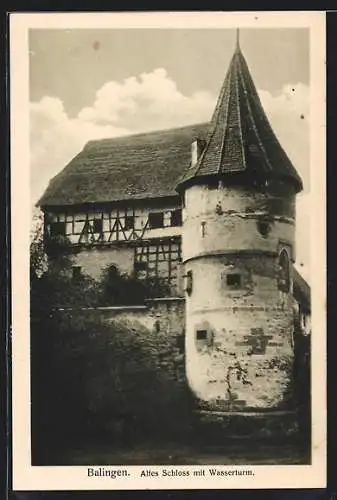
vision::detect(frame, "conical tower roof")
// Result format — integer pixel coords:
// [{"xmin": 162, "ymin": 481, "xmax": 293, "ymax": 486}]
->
[{"xmin": 176, "ymin": 33, "xmax": 303, "ymax": 193}]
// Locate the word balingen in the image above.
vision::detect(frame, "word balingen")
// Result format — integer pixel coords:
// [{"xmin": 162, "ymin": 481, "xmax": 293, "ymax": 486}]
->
[{"xmin": 87, "ymin": 467, "xmax": 130, "ymax": 479}]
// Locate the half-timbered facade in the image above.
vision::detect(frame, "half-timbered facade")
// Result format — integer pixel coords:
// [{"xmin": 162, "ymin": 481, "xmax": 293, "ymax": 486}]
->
[
  {"xmin": 39, "ymin": 123, "xmax": 209, "ymax": 297},
  {"xmin": 44, "ymin": 200, "xmax": 184, "ymax": 295}
]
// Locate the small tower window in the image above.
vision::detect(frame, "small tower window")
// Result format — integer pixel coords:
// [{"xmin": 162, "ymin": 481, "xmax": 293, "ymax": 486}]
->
[
  {"xmin": 226, "ymin": 274, "xmax": 241, "ymax": 288},
  {"xmin": 195, "ymin": 326, "xmax": 214, "ymax": 350},
  {"xmin": 196, "ymin": 330, "xmax": 207, "ymax": 340},
  {"xmin": 201, "ymin": 221, "xmax": 206, "ymax": 238},
  {"xmin": 185, "ymin": 270, "xmax": 193, "ymax": 296},
  {"xmin": 215, "ymin": 202, "xmax": 223, "ymax": 215},
  {"xmin": 257, "ymin": 219, "xmax": 271, "ymax": 237},
  {"xmin": 278, "ymin": 249, "xmax": 290, "ymax": 293}
]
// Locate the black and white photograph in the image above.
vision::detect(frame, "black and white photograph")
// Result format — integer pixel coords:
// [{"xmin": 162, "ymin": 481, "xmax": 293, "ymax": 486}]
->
[{"xmin": 10, "ymin": 11, "xmax": 326, "ymax": 490}]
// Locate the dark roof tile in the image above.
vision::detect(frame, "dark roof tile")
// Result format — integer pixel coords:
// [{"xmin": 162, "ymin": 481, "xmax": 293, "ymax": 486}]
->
[
  {"xmin": 177, "ymin": 44, "xmax": 303, "ymax": 192},
  {"xmin": 38, "ymin": 123, "xmax": 208, "ymax": 207}
]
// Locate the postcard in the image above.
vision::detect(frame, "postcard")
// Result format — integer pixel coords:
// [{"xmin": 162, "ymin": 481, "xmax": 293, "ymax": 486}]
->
[{"xmin": 10, "ymin": 11, "xmax": 326, "ymax": 490}]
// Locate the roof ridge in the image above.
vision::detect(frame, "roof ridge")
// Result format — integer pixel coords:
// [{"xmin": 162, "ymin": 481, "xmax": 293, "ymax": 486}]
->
[
  {"xmin": 234, "ymin": 51, "xmax": 247, "ymax": 170},
  {"xmin": 217, "ymin": 57, "xmax": 233, "ymax": 175},
  {"xmin": 84, "ymin": 122, "xmax": 208, "ymax": 150},
  {"xmin": 237, "ymin": 51, "xmax": 273, "ymax": 172}
]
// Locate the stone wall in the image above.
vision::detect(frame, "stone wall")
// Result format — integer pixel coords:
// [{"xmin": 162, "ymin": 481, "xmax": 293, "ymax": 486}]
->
[
  {"xmin": 49, "ymin": 293, "xmax": 309, "ymax": 432},
  {"xmin": 84, "ymin": 298, "xmax": 186, "ymax": 386}
]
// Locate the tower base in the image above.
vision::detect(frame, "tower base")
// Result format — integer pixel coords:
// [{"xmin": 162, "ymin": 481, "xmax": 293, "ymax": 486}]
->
[{"xmin": 195, "ymin": 408, "xmax": 304, "ymax": 440}]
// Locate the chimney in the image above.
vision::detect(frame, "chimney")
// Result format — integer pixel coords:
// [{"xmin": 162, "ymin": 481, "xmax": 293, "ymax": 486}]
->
[{"xmin": 191, "ymin": 139, "xmax": 205, "ymax": 167}]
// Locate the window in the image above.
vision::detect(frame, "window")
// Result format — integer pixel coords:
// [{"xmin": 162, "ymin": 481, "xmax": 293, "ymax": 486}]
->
[
  {"xmin": 134, "ymin": 240, "xmax": 182, "ymax": 297},
  {"xmin": 226, "ymin": 274, "xmax": 241, "ymax": 288},
  {"xmin": 72, "ymin": 266, "xmax": 82, "ymax": 279},
  {"xmin": 185, "ymin": 270, "xmax": 193, "ymax": 296},
  {"xmin": 196, "ymin": 330, "xmax": 207, "ymax": 340},
  {"xmin": 124, "ymin": 215, "xmax": 135, "ymax": 231},
  {"xmin": 93, "ymin": 218, "xmax": 103, "ymax": 233},
  {"xmin": 148, "ymin": 212, "xmax": 164, "ymax": 229},
  {"xmin": 50, "ymin": 221, "xmax": 66, "ymax": 237},
  {"xmin": 134, "ymin": 261, "xmax": 147, "ymax": 272},
  {"xmin": 201, "ymin": 221, "xmax": 206, "ymax": 238},
  {"xmin": 278, "ymin": 249, "xmax": 290, "ymax": 293},
  {"xmin": 215, "ymin": 202, "xmax": 223, "ymax": 215},
  {"xmin": 107, "ymin": 264, "xmax": 119, "ymax": 281},
  {"xmin": 257, "ymin": 220, "xmax": 271, "ymax": 237},
  {"xmin": 170, "ymin": 209, "xmax": 182, "ymax": 227}
]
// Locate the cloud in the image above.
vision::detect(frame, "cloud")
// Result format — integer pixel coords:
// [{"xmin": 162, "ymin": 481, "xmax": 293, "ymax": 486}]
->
[
  {"xmin": 30, "ymin": 96, "xmax": 129, "ymax": 204},
  {"xmin": 259, "ymin": 83, "xmax": 310, "ymax": 191},
  {"xmin": 78, "ymin": 68, "xmax": 216, "ymax": 131},
  {"xmin": 30, "ymin": 69, "xmax": 310, "ymax": 278}
]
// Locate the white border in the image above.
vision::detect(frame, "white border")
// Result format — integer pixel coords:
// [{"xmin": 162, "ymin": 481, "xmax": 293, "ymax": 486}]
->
[{"xmin": 10, "ymin": 11, "xmax": 326, "ymax": 490}]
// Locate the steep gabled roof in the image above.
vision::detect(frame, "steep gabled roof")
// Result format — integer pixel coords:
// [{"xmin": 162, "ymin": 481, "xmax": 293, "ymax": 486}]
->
[
  {"xmin": 177, "ymin": 40, "xmax": 303, "ymax": 192},
  {"xmin": 38, "ymin": 123, "xmax": 209, "ymax": 208}
]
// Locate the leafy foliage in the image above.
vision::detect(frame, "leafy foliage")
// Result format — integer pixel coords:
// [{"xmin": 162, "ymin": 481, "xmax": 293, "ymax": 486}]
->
[
  {"xmin": 98, "ymin": 264, "xmax": 147, "ymax": 305},
  {"xmin": 31, "ymin": 309, "xmax": 196, "ymax": 462},
  {"xmin": 30, "ymin": 212, "xmax": 48, "ymax": 278}
]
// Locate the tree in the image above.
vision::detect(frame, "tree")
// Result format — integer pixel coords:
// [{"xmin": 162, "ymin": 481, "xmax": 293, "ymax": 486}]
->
[{"xmin": 30, "ymin": 210, "xmax": 48, "ymax": 279}]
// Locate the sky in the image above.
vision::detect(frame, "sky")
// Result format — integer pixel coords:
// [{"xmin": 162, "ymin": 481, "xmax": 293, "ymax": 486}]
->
[{"xmin": 29, "ymin": 27, "xmax": 310, "ymax": 280}]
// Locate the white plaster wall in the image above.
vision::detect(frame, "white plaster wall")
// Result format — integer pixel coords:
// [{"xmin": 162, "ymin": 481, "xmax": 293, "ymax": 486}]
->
[
  {"xmin": 183, "ymin": 185, "xmax": 295, "ymax": 262},
  {"xmin": 71, "ymin": 246, "xmax": 135, "ymax": 280},
  {"xmin": 182, "ymin": 184, "xmax": 296, "ymax": 410}
]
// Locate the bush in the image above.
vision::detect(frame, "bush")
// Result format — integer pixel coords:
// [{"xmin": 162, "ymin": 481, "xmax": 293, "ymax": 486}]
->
[
  {"xmin": 31, "ymin": 310, "xmax": 196, "ymax": 461},
  {"xmin": 99, "ymin": 264, "xmax": 147, "ymax": 305}
]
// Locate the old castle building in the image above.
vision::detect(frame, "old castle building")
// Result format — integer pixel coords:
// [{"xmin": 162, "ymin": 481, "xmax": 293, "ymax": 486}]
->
[{"xmin": 38, "ymin": 37, "xmax": 310, "ymax": 413}]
